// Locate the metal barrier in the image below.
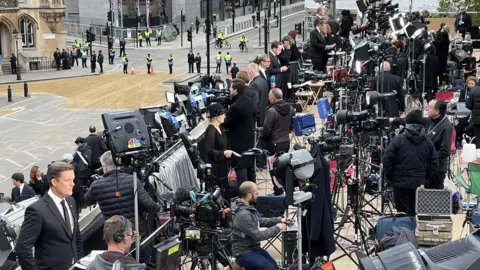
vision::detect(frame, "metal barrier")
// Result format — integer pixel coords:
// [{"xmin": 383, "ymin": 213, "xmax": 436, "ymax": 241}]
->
[{"xmin": 27, "ymin": 56, "xmax": 56, "ymax": 71}]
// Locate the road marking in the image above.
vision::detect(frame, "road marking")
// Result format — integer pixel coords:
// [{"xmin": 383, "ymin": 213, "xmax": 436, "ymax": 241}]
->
[
  {"xmin": 23, "ymin": 150, "xmax": 38, "ymax": 159},
  {"xmin": 3, "ymin": 158, "xmax": 23, "ymax": 168},
  {"xmin": 0, "ymin": 96, "xmax": 37, "ymax": 109}
]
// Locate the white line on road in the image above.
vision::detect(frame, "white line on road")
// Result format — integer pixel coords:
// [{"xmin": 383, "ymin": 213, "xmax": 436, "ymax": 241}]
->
[
  {"xmin": 3, "ymin": 158, "xmax": 23, "ymax": 168},
  {"xmin": 23, "ymin": 150, "xmax": 38, "ymax": 159}
]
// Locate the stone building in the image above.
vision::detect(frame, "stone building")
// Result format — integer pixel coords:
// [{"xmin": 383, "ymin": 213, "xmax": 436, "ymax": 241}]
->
[{"xmin": 0, "ymin": 0, "xmax": 66, "ymax": 73}]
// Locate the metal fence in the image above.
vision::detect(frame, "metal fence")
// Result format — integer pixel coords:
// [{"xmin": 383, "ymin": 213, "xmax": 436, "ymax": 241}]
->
[{"xmin": 26, "ymin": 56, "xmax": 56, "ymax": 71}]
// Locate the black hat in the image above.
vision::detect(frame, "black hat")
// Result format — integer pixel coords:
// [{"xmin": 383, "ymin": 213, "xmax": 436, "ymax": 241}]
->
[
  {"xmin": 11, "ymin": 173, "xmax": 24, "ymax": 183},
  {"xmin": 406, "ymin": 109, "xmax": 424, "ymax": 125},
  {"xmin": 208, "ymin": 103, "xmax": 225, "ymax": 118}
]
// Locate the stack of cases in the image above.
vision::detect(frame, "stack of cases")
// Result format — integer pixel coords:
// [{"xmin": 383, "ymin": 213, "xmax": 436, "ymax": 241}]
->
[{"xmin": 415, "ymin": 187, "xmax": 453, "ymax": 246}]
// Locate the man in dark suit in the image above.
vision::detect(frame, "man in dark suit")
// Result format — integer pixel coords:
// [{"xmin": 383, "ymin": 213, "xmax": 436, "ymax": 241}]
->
[
  {"xmin": 257, "ymin": 54, "xmax": 270, "ymax": 85},
  {"xmin": 224, "ymin": 79, "xmax": 256, "ymax": 184},
  {"xmin": 371, "ymin": 61, "xmax": 405, "ymax": 117},
  {"xmin": 248, "ymin": 62, "xmax": 269, "ymax": 127},
  {"xmin": 85, "ymin": 125, "xmax": 108, "ymax": 175},
  {"xmin": 16, "ymin": 162, "xmax": 83, "ymax": 270},
  {"xmin": 268, "ymin": 41, "xmax": 288, "ymax": 90},
  {"xmin": 309, "ymin": 20, "xmax": 332, "ymax": 72},
  {"xmin": 11, "ymin": 172, "xmax": 35, "ymax": 202}
]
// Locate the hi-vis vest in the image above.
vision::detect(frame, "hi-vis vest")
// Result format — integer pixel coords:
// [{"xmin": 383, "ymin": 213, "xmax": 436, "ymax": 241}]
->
[
  {"xmin": 216, "ymin": 54, "xmax": 222, "ymax": 64},
  {"xmin": 81, "ymin": 50, "xmax": 87, "ymax": 59},
  {"xmin": 71, "ymin": 48, "xmax": 77, "ymax": 56},
  {"xmin": 109, "ymin": 49, "xmax": 115, "ymax": 57},
  {"xmin": 122, "ymin": 56, "xmax": 128, "ymax": 65},
  {"xmin": 225, "ymin": 55, "xmax": 232, "ymax": 63},
  {"xmin": 74, "ymin": 41, "xmax": 80, "ymax": 48},
  {"xmin": 156, "ymin": 30, "xmax": 161, "ymax": 37},
  {"xmin": 145, "ymin": 30, "xmax": 150, "ymax": 37},
  {"xmin": 146, "ymin": 56, "xmax": 152, "ymax": 65},
  {"xmin": 138, "ymin": 33, "xmax": 143, "ymax": 40},
  {"xmin": 168, "ymin": 56, "xmax": 173, "ymax": 65},
  {"xmin": 83, "ymin": 42, "xmax": 89, "ymax": 47}
]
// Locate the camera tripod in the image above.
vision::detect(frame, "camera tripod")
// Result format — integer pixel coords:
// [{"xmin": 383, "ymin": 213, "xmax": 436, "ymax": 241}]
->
[{"xmin": 183, "ymin": 230, "xmax": 233, "ymax": 270}]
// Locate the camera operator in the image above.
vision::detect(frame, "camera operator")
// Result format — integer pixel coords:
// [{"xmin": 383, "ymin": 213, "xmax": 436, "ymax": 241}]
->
[
  {"xmin": 455, "ymin": 6, "xmax": 472, "ymax": 38},
  {"xmin": 466, "ymin": 78, "xmax": 480, "ymax": 149},
  {"xmin": 83, "ymin": 151, "xmax": 161, "ymax": 263},
  {"xmin": 223, "ymin": 79, "xmax": 256, "ymax": 184},
  {"xmin": 339, "ymin": 10, "xmax": 354, "ymax": 39},
  {"xmin": 372, "ymin": 61, "xmax": 405, "ymax": 117},
  {"xmin": 261, "ymin": 88, "xmax": 294, "ymax": 195},
  {"xmin": 232, "ymin": 181, "xmax": 292, "ymax": 269},
  {"xmin": 86, "ymin": 216, "xmax": 145, "ymax": 270},
  {"xmin": 383, "ymin": 110, "xmax": 439, "ymax": 215},
  {"xmin": 391, "ymin": 99, "xmax": 452, "ymax": 189}
]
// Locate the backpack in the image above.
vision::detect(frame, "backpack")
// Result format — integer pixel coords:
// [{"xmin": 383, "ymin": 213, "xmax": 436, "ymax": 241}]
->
[{"xmin": 378, "ymin": 227, "xmax": 418, "ymax": 252}]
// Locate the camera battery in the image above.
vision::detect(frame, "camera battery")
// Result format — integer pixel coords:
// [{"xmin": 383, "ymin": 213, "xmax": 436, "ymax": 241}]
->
[{"xmin": 293, "ymin": 113, "xmax": 316, "ymax": 136}]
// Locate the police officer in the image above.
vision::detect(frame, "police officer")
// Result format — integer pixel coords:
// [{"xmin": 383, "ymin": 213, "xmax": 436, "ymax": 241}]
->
[
  {"xmin": 215, "ymin": 51, "xmax": 222, "ymax": 73},
  {"xmin": 188, "ymin": 50, "xmax": 195, "ymax": 73},
  {"xmin": 119, "ymin": 38, "xmax": 126, "ymax": 57},
  {"xmin": 108, "ymin": 48, "xmax": 115, "ymax": 64},
  {"xmin": 195, "ymin": 53, "xmax": 202, "ymax": 73},
  {"xmin": 137, "ymin": 32, "xmax": 143, "ymax": 47},
  {"xmin": 145, "ymin": 28, "xmax": 152, "ymax": 46},
  {"xmin": 91, "ymin": 50, "xmax": 97, "ymax": 73},
  {"xmin": 156, "ymin": 29, "xmax": 162, "ymax": 45},
  {"xmin": 53, "ymin": 48, "xmax": 61, "ymax": 70},
  {"xmin": 224, "ymin": 52, "xmax": 232, "ymax": 73},
  {"xmin": 81, "ymin": 49, "xmax": 88, "ymax": 68},
  {"xmin": 122, "ymin": 54, "xmax": 129, "ymax": 74},
  {"xmin": 74, "ymin": 40, "xmax": 80, "ymax": 49},
  {"xmin": 146, "ymin": 53, "xmax": 153, "ymax": 74},
  {"xmin": 168, "ymin": 54, "xmax": 173, "ymax": 74},
  {"xmin": 98, "ymin": 50, "xmax": 104, "ymax": 73},
  {"xmin": 71, "ymin": 46, "xmax": 79, "ymax": 67},
  {"xmin": 83, "ymin": 41, "xmax": 90, "ymax": 55}
]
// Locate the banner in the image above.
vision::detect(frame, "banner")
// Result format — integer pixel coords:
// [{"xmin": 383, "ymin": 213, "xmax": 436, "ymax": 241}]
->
[{"xmin": 146, "ymin": 0, "xmax": 150, "ymax": 28}]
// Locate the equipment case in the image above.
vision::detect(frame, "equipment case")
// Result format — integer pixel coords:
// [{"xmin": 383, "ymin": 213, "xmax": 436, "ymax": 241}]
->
[{"xmin": 415, "ymin": 187, "xmax": 453, "ymax": 246}]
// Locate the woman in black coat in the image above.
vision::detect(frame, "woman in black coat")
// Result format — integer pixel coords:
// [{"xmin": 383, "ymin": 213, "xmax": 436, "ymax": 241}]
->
[
  {"xmin": 433, "ymin": 24, "xmax": 450, "ymax": 85},
  {"xmin": 288, "ymin": 30, "xmax": 302, "ymax": 62},
  {"xmin": 204, "ymin": 103, "xmax": 235, "ymax": 200},
  {"xmin": 29, "ymin": 166, "xmax": 48, "ymax": 197}
]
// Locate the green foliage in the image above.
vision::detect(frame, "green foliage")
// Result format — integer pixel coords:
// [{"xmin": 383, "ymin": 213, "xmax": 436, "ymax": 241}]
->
[{"xmin": 436, "ymin": 0, "xmax": 480, "ymax": 24}]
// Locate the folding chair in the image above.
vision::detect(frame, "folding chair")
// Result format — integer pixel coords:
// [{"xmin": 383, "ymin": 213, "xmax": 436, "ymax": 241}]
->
[{"xmin": 455, "ymin": 163, "xmax": 480, "ymax": 221}]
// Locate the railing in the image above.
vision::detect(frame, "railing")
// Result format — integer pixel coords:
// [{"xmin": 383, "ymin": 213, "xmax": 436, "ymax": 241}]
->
[
  {"xmin": 18, "ymin": 53, "xmax": 55, "ymax": 71},
  {"xmin": 0, "ymin": 0, "xmax": 18, "ymax": 8}
]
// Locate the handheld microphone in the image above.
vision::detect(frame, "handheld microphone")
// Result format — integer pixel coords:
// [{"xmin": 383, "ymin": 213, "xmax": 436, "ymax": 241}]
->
[{"xmin": 270, "ymin": 75, "xmax": 275, "ymax": 84}]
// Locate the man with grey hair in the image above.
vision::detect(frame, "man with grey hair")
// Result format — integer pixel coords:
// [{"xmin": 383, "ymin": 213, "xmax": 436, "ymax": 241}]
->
[
  {"xmin": 84, "ymin": 151, "xmax": 160, "ymax": 263},
  {"xmin": 86, "ymin": 215, "xmax": 145, "ymax": 269},
  {"xmin": 372, "ymin": 61, "xmax": 404, "ymax": 117},
  {"xmin": 248, "ymin": 62, "xmax": 269, "ymax": 126},
  {"xmin": 261, "ymin": 88, "xmax": 294, "ymax": 194}
]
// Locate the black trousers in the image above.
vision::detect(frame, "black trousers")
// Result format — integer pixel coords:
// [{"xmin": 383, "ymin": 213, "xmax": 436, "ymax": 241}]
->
[
  {"xmin": 196, "ymin": 26, "xmax": 199, "ymax": 34},
  {"xmin": 393, "ymin": 187, "xmax": 417, "ymax": 216},
  {"xmin": 123, "ymin": 64, "xmax": 128, "ymax": 74},
  {"xmin": 72, "ymin": 56, "xmax": 78, "ymax": 66},
  {"xmin": 266, "ymin": 141, "xmax": 290, "ymax": 194},
  {"xmin": 139, "ymin": 39, "xmax": 142, "ymax": 47},
  {"xmin": 425, "ymin": 87, "xmax": 436, "ymax": 102},
  {"xmin": 82, "ymin": 59, "xmax": 87, "ymax": 68},
  {"xmin": 188, "ymin": 63, "xmax": 194, "ymax": 73},
  {"xmin": 427, "ymin": 171, "xmax": 446, "ymax": 189},
  {"xmin": 119, "ymin": 48, "xmax": 125, "ymax": 57},
  {"xmin": 99, "ymin": 62, "xmax": 103, "ymax": 73},
  {"xmin": 11, "ymin": 65, "xmax": 16, "ymax": 74},
  {"xmin": 474, "ymin": 124, "xmax": 480, "ymax": 149},
  {"xmin": 216, "ymin": 64, "xmax": 221, "ymax": 73},
  {"xmin": 109, "ymin": 56, "xmax": 114, "ymax": 64},
  {"xmin": 56, "ymin": 60, "xmax": 61, "ymax": 70},
  {"xmin": 196, "ymin": 63, "xmax": 201, "ymax": 73},
  {"xmin": 90, "ymin": 62, "xmax": 96, "ymax": 72},
  {"xmin": 146, "ymin": 37, "xmax": 151, "ymax": 46},
  {"xmin": 147, "ymin": 64, "xmax": 151, "ymax": 74},
  {"xmin": 226, "ymin": 63, "xmax": 231, "ymax": 73},
  {"xmin": 168, "ymin": 65, "xmax": 172, "ymax": 74},
  {"xmin": 235, "ymin": 167, "xmax": 256, "ymax": 186}
]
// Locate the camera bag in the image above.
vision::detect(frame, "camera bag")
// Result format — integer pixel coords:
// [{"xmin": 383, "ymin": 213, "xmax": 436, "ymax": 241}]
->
[
  {"xmin": 415, "ymin": 186, "xmax": 453, "ymax": 246},
  {"xmin": 375, "ymin": 214, "xmax": 416, "ymax": 240}
]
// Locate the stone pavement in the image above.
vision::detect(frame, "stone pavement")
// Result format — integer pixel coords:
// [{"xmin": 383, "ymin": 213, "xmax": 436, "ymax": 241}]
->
[{"xmin": 0, "ymin": 63, "xmax": 122, "ymax": 85}]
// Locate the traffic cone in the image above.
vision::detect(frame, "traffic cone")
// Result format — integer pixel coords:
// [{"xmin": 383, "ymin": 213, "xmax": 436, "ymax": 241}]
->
[
  {"xmin": 150, "ymin": 65, "xmax": 155, "ymax": 75},
  {"xmin": 130, "ymin": 65, "xmax": 135, "ymax": 75}
]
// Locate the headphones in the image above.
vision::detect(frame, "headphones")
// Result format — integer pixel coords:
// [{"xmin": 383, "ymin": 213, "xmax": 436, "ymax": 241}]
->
[{"xmin": 113, "ymin": 216, "xmax": 127, "ymax": 243}]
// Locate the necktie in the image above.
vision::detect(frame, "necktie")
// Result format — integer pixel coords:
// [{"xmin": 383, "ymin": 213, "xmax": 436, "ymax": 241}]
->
[{"xmin": 61, "ymin": 200, "xmax": 72, "ymax": 233}]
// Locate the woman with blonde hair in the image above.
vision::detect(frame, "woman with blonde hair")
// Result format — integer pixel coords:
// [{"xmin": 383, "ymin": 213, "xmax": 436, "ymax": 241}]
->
[{"xmin": 29, "ymin": 166, "xmax": 48, "ymax": 196}]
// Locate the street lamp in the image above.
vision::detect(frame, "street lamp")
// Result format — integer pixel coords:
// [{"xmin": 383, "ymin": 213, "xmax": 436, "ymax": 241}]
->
[{"xmin": 13, "ymin": 29, "xmax": 22, "ymax": 80}]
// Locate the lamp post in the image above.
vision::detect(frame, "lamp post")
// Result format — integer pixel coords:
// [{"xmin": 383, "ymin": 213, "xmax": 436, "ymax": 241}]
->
[{"xmin": 13, "ymin": 29, "xmax": 21, "ymax": 80}]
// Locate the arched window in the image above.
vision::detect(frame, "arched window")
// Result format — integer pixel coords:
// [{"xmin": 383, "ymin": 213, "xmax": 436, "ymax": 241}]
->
[{"xmin": 19, "ymin": 17, "xmax": 35, "ymax": 48}]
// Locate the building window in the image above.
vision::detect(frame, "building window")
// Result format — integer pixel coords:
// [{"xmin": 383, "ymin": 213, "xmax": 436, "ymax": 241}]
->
[
  {"xmin": 19, "ymin": 17, "xmax": 35, "ymax": 48},
  {"xmin": 201, "ymin": 0, "xmax": 207, "ymax": 18}
]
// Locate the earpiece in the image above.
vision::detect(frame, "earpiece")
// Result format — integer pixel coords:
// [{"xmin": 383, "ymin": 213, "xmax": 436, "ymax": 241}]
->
[{"xmin": 113, "ymin": 216, "xmax": 127, "ymax": 243}]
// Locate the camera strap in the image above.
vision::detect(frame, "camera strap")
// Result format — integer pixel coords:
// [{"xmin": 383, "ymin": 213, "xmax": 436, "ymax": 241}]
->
[{"xmin": 427, "ymin": 116, "xmax": 447, "ymax": 136}]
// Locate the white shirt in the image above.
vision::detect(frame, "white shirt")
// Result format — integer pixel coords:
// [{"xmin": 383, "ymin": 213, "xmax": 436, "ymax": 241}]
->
[
  {"xmin": 48, "ymin": 189, "xmax": 74, "ymax": 233},
  {"xmin": 259, "ymin": 67, "xmax": 267, "ymax": 79},
  {"xmin": 19, "ymin": 183, "xmax": 24, "ymax": 195}
]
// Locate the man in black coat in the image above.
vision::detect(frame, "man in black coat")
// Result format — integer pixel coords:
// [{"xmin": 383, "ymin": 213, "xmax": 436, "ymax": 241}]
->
[
  {"xmin": 16, "ymin": 162, "xmax": 83, "ymax": 270},
  {"xmin": 90, "ymin": 50, "xmax": 97, "ymax": 73},
  {"xmin": 433, "ymin": 24, "xmax": 450, "ymax": 85},
  {"xmin": 85, "ymin": 125, "xmax": 108, "ymax": 174},
  {"xmin": 187, "ymin": 50, "xmax": 195, "ymax": 73},
  {"xmin": 419, "ymin": 48, "xmax": 440, "ymax": 102},
  {"xmin": 83, "ymin": 151, "xmax": 161, "ymax": 263},
  {"xmin": 54, "ymin": 48, "xmax": 61, "ymax": 71},
  {"xmin": 223, "ymin": 79, "xmax": 256, "ymax": 184},
  {"xmin": 392, "ymin": 99, "xmax": 452, "ymax": 189},
  {"xmin": 455, "ymin": 6, "xmax": 472, "ymax": 38},
  {"xmin": 309, "ymin": 20, "xmax": 334, "ymax": 72},
  {"xmin": 339, "ymin": 10, "xmax": 353, "ymax": 39},
  {"xmin": 384, "ymin": 110, "xmax": 439, "ymax": 215},
  {"xmin": 268, "ymin": 41, "xmax": 288, "ymax": 90},
  {"xmin": 248, "ymin": 62, "xmax": 269, "ymax": 127},
  {"xmin": 11, "ymin": 172, "xmax": 35, "ymax": 202},
  {"xmin": 195, "ymin": 53, "xmax": 202, "ymax": 73},
  {"xmin": 372, "ymin": 61, "xmax": 405, "ymax": 117}
]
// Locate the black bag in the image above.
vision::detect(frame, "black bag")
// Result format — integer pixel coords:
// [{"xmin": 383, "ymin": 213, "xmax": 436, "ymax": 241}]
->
[{"xmin": 378, "ymin": 227, "xmax": 418, "ymax": 252}]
